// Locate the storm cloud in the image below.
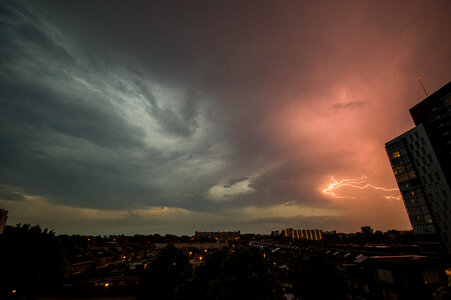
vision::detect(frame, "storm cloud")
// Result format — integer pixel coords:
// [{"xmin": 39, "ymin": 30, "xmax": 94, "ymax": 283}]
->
[{"xmin": 0, "ymin": 0, "xmax": 450, "ymax": 235}]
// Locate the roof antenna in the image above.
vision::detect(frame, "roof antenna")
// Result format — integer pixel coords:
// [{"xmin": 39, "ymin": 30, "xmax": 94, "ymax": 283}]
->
[{"xmin": 417, "ymin": 76, "xmax": 428, "ymax": 97}]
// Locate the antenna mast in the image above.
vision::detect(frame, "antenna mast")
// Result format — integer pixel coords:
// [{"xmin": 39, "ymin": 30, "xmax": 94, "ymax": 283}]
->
[{"xmin": 417, "ymin": 76, "xmax": 428, "ymax": 97}]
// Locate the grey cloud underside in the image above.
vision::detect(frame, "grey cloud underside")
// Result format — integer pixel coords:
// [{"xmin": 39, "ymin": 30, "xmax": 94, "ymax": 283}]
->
[
  {"xmin": 0, "ymin": 0, "xmax": 334, "ymax": 213},
  {"xmin": 0, "ymin": 186, "xmax": 27, "ymax": 201},
  {"xmin": 0, "ymin": 1, "xmax": 218, "ymax": 210},
  {"xmin": 223, "ymin": 177, "xmax": 250, "ymax": 188}
]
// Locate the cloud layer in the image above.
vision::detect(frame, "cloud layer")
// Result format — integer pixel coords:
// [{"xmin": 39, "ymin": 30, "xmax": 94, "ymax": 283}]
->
[{"xmin": 1, "ymin": 0, "xmax": 450, "ymax": 234}]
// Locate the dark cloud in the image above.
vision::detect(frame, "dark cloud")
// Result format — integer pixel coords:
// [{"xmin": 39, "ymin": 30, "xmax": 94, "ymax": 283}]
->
[
  {"xmin": 0, "ymin": 186, "xmax": 26, "ymax": 201},
  {"xmin": 223, "ymin": 177, "xmax": 249, "ymax": 188},
  {"xmin": 136, "ymin": 81, "xmax": 200, "ymax": 138},
  {"xmin": 333, "ymin": 101, "xmax": 368, "ymax": 110}
]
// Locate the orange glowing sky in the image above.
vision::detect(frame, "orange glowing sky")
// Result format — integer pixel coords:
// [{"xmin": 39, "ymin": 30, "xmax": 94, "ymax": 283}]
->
[{"xmin": 0, "ymin": 0, "xmax": 450, "ymax": 234}]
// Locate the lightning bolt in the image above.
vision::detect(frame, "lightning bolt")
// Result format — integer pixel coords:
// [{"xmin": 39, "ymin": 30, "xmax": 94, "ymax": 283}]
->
[
  {"xmin": 322, "ymin": 176, "xmax": 399, "ymax": 199},
  {"xmin": 383, "ymin": 195, "xmax": 402, "ymax": 200}
]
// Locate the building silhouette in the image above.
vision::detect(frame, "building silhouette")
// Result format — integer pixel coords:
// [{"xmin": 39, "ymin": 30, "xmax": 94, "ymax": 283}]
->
[
  {"xmin": 385, "ymin": 82, "xmax": 451, "ymax": 255},
  {"xmin": 0, "ymin": 209, "xmax": 7, "ymax": 235}
]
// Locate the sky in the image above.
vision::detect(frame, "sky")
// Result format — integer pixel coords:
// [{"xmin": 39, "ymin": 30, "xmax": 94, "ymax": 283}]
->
[{"xmin": 1, "ymin": 0, "xmax": 450, "ymax": 235}]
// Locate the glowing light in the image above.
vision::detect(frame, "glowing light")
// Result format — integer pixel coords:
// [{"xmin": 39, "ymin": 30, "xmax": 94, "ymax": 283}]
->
[
  {"xmin": 322, "ymin": 176, "xmax": 399, "ymax": 199},
  {"xmin": 105, "ymin": 283, "xmax": 109, "ymax": 287}
]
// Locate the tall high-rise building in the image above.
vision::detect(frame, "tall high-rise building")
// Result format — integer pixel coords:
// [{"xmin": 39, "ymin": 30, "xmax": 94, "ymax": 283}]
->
[
  {"xmin": 385, "ymin": 82, "xmax": 451, "ymax": 255},
  {"xmin": 0, "ymin": 209, "xmax": 7, "ymax": 235}
]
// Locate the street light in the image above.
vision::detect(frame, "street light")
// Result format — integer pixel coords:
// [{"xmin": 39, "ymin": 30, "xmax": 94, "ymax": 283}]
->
[{"xmin": 104, "ymin": 283, "xmax": 109, "ymax": 298}]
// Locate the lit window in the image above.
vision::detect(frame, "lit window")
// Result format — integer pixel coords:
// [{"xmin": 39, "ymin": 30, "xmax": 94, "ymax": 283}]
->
[
  {"xmin": 424, "ymin": 215, "xmax": 433, "ymax": 223},
  {"xmin": 391, "ymin": 151, "xmax": 401, "ymax": 159},
  {"xmin": 423, "ymin": 270, "xmax": 441, "ymax": 284},
  {"xmin": 393, "ymin": 165, "xmax": 405, "ymax": 175}
]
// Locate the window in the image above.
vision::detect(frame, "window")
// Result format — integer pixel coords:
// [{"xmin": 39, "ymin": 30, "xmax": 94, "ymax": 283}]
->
[
  {"xmin": 393, "ymin": 165, "xmax": 405, "ymax": 175},
  {"xmin": 435, "ymin": 212, "xmax": 441, "ymax": 221},
  {"xmin": 413, "ymin": 187, "xmax": 423, "ymax": 195},
  {"xmin": 407, "ymin": 206, "xmax": 421, "ymax": 216},
  {"xmin": 396, "ymin": 173, "xmax": 410, "ymax": 183},
  {"xmin": 400, "ymin": 181, "xmax": 411, "ymax": 189},
  {"xmin": 423, "ymin": 270, "xmax": 441, "ymax": 284},
  {"xmin": 424, "ymin": 215, "xmax": 433, "ymax": 223},
  {"xmin": 389, "ymin": 292, "xmax": 399, "ymax": 300},
  {"xmin": 377, "ymin": 268, "xmax": 394, "ymax": 283},
  {"xmin": 420, "ymin": 205, "xmax": 430, "ymax": 214},
  {"xmin": 408, "ymin": 170, "xmax": 417, "ymax": 179},
  {"xmin": 390, "ymin": 151, "xmax": 401, "ymax": 159},
  {"xmin": 416, "ymin": 196, "xmax": 426, "ymax": 205}
]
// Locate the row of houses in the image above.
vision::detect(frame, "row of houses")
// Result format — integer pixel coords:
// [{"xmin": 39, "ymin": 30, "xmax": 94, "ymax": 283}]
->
[{"xmin": 250, "ymin": 241, "xmax": 447, "ymax": 299}]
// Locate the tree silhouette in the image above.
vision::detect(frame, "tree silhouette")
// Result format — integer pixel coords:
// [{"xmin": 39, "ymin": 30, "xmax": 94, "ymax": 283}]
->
[
  {"xmin": 139, "ymin": 244, "xmax": 191, "ymax": 299},
  {"xmin": 189, "ymin": 247, "xmax": 283, "ymax": 300},
  {"xmin": 0, "ymin": 224, "xmax": 68, "ymax": 299}
]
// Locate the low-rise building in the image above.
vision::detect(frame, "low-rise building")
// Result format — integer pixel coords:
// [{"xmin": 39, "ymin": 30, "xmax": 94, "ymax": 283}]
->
[{"xmin": 0, "ymin": 209, "xmax": 7, "ymax": 235}]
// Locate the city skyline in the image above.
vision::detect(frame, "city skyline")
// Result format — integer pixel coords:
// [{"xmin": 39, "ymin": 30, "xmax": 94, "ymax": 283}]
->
[{"xmin": 0, "ymin": 0, "xmax": 450, "ymax": 235}]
